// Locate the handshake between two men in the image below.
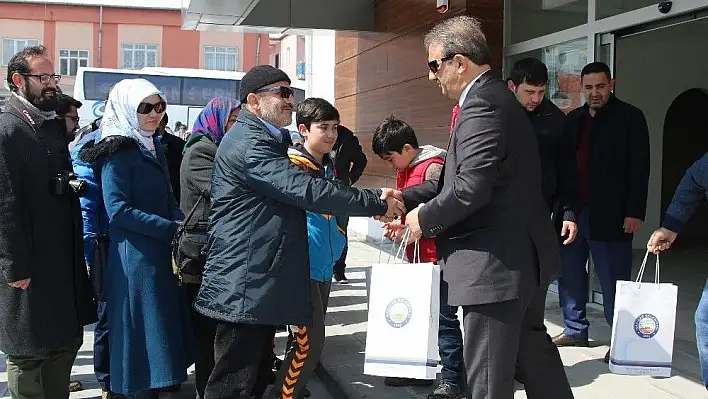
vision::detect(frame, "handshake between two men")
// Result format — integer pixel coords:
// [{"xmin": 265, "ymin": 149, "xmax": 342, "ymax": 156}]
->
[{"xmin": 376, "ymin": 188, "xmax": 425, "ymax": 245}]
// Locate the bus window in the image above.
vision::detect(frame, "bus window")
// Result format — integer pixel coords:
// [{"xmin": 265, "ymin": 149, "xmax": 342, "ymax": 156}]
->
[
  {"xmin": 181, "ymin": 77, "xmax": 239, "ymax": 106},
  {"xmin": 83, "ymin": 71, "xmax": 133, "ymax": 101},
  {"xmin": 140, "ymin": 75, "xmax": 181, "ymax": 104},
  {"xmin": 293, "ymin": 87, "xmax": 305, "ymax": 106}
]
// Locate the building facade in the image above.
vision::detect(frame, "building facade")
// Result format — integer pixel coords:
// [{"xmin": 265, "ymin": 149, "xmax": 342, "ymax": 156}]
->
[
  {"xmin": 0, "ymin": 1, "xmax": 270, "ymax": 101},
  {"xmin": 269, "ymin": 33, "xmax": 306, "ymax": 81}
]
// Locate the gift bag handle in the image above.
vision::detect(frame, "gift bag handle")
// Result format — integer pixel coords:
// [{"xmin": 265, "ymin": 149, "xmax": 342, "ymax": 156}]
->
[
  {"xmin": 378, "ymin": 227, "xmax": 411, "ymax": 264},
  {"xmin": 635, "ymin": 250, "xmax": 660, "ymax": 284}
]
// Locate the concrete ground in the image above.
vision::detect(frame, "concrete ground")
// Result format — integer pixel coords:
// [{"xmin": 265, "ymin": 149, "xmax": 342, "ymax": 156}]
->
[
  {"xmin": 0, "ymin": 234, "xmax": 705, "ymax": 398},
  {"xmin": 317, "ymin": 233, "xmax": 708, "ymax": 399}
]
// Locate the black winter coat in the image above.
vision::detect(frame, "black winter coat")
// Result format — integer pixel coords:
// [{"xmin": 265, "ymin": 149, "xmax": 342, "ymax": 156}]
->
[
  {"xmin": 0, "ymin": 95, "xmax": 96, "ymax": 356},
  {"xmin": 193, "ymin": 109, "xmax": 387, "ymax": 326},
  {"xmin": 567, "ymin": 95, "xmax": 650, "ymax": 241}
]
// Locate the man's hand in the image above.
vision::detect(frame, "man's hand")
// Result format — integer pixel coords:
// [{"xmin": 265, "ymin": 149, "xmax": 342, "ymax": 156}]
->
[
  {"xmin": 560, "ymin": 221, "xmax": 578, "ymax": 245},
  {"xmin": 404, "ymin": 204, "xmax": 424, "ymax": 241},
  {"xmin": 647, "ymin": 227, "xmax": 678, "ymax": 254},
  {"xmin": 8, "ymin": 278, "xmax": 31, "ymax": 290},
  {"xmin": 383, "ymin": 220, "xmax": 406, "ymax": 242},
  {"xmin": 376, "ymin": 188, "xmax": 405, "ymax": 223},
  {"xmin": 623, "ymin": 217, "xmax": 642, "ymax": 233}
]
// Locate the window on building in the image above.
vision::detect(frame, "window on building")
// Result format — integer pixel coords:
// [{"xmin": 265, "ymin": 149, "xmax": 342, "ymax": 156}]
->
[
  {"xmin": 274, "ymin": 54, "xmax": 280, "ymax": 68},
  {"xmin": 286, "ymin": 47, "xmax": 291, "ymax": 66},
  {"xmin": 204, "ymin": 46, "xmax": 238, "ymax": 71},
  {"xmin": 2, "ymin": 38, "xmax": 40, "ymax": 66},
  {"xmin": 58, "ymin": 50, "xmax": 89, "ymax": 76},
  {"xmin": 121, "ymin": 43, "xmax": 158, "ymax": 69}
]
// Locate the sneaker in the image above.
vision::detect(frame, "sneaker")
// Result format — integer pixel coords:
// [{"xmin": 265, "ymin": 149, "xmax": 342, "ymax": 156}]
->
[
  {"xmin": 428, "ymin": 382, "xmax": 464, "ymax": 399},
  {"xmin": 333, "ymin": 270, "xmax": 348, "ymax": 284},
  {"xmin": 101, "ymin": 391, "xmax": 125, "ymax": 399},
  {"xmin": 384, "ymin": 377, "xmax": 434, "ymax": 387}
]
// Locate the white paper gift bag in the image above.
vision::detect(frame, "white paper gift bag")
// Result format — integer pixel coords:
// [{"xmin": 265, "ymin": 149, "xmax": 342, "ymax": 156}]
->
[
  {"xmin": 363, "ymin": 234, "xmax": 441, "ymax": 379},
  {"xmin": 609, "ymin": 251, "xmax": 678, "ymax": 377}
]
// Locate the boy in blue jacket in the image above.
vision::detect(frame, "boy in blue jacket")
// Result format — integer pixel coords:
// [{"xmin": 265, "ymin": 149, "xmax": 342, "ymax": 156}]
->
[{"xmin": 275, "ymin": 98, "xmax": 345, "ymax": 399}]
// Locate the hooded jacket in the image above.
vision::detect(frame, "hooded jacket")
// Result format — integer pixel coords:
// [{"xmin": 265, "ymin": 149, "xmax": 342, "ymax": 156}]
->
[{"xmin": 288, "ymin": 145, "xmax": 347, "ymax": 282}]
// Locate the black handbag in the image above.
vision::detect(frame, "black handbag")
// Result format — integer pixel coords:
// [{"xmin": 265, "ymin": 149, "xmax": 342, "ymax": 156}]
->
[
  {"xmin": 173, "ymin": 191, "xmax": 208, "ymax": 278},
  {"xmin": 90, "ymin": 233, "xmax": 109, "ymax": 301}
]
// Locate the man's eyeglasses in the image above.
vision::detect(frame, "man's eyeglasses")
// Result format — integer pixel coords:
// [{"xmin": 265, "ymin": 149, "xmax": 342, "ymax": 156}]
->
[
  {"xmin": 137, "ymin": 101, "xmax": 167, "ymax": 115},
  {"xmin": 21, "ymin": 73, "xmax": 61, "ymax": 85},
  {"xmin": 427, "ymin": 53, "xmax": 471, "ymax": 74},
  {"xmin": 255, "ymin": 86, "xmax": 294, "ymax": 99}
]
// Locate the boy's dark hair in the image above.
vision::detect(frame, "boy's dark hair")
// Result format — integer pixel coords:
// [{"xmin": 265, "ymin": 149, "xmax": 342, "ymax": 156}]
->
[
  {"xmin": 508, "ymin": 57, "xmax": 548, "ymax": 87},
  {"xmin": 296, "ymin": 97, "xmax": 340, "ymax": 129},
  {"xmin": 581, "ymin": 61, "xmax": 612, "ymax": 82},
  {"xmin": 372, "ymin": 115, "xmax": 419, "ymax": 157},
  {"xmin": 55, "ymin": 93, "xmax": 82, "ymax": 116},
  {"xmin": 6, "ymin": 45, "xmax": 50, "ymax": 93}
]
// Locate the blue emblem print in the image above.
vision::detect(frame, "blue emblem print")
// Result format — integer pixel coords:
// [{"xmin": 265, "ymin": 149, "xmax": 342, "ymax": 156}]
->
[
  {"xmin": 92, "ymin": 101, "xmax": 105, "ymax": 118},
  {"xmin": 634, "ymin": 313, "xmax": 660, "ymax": 339},
  {"xmin": 385, "ymin": 298, "xmax": 412, "ymax": 328}
]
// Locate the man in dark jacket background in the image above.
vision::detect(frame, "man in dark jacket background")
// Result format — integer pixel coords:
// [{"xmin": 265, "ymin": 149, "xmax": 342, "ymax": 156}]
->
[
  {"xmin": 0, "ymin": 45, "xmax": 95, "ymax": 398},
  {"xmin": 194, "ymin": 65, "xmax": 404, "ymax": 398},
  {"xmin": 157, "ymin": 113, "xmax": 186, "ymax": 204},
  {"xmin": 332, "ymin": 124, "xmax": 368, "ymax": 283},
  {"xmin": 507, "ymin": 58, "xmax": 579, "ymax": 244},
  {"xmin": 552, "ymin": 62, "xmax": 650, "ymax": 363}
]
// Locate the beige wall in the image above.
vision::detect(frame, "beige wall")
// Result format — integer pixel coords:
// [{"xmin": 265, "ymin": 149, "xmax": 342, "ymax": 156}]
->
[
  {"xmin": 54, "ymin": 21, "xmax": 93, "ymax": 93},
  {"xmin": 279, "ymin": 35, "xmax": 298, "ymax": 81},
  {"xmin": 0, "ymin": 19, "xmax": 44, "ymax": 87},
  {"xmin": 116, "ymin": 24, "xmax": 163, "ymax": 66},
  {"xmin": 199, "ymin": 31, "xmax": 244, "ymax": 71}
]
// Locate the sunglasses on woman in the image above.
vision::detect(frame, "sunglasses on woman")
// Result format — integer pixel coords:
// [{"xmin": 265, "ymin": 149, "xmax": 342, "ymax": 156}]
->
[
  {"xmin": 254, "ymin": 86, "xmax": 294, "ymax": 99},
  {"xmin": 137, "ymin": 101, "xmax": 167, "ymax": 115}
]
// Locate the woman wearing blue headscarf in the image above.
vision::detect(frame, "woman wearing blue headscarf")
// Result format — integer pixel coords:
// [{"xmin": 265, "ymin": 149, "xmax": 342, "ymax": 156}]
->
[
  {"xmin": 178, "ymin": 96, "xmax": 240, "ymax": 399},
  {"xmin": 79, "ymin": 78, "xmax": 193, "ymax": 398}
]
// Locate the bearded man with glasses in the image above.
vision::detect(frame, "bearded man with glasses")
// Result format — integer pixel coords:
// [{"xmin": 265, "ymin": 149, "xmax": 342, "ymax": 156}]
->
[{"xmin": 0, "ymin": 45, "xmax": 96, "ymax": 398}]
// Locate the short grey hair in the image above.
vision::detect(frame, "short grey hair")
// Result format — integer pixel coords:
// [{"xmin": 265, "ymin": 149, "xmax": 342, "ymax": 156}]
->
[{"xmin": 424, "ymin": 16, "xmax": 491, "ymax": 65}]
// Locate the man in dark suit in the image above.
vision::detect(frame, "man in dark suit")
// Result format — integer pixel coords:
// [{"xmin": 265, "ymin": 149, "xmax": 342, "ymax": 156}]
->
[{"xmin": 384, "ymin": 16, "xmax": 573, "ymax": 399}]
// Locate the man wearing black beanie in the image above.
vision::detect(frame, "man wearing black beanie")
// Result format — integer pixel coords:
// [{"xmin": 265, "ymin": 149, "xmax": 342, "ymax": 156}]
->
[{"xmin": 193, "ymin": 65, "xmax": 405, "ymax": 398}]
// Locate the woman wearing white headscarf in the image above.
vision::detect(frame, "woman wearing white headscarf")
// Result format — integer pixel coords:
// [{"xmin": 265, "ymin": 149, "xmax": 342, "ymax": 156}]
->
[{"xmin": 78, "ymin": 79, "xmax": 193, "ymax": 399}]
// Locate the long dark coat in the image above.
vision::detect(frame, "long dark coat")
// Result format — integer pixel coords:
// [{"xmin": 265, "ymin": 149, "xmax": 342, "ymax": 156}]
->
[{"xmin": 0, "ymin": 94, "xmax": 95, "ymax": 356}]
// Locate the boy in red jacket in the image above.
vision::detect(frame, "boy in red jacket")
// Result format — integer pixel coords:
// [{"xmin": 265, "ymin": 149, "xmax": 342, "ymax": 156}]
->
[{"xmin": 372, "ymin": 116, "xmax": 465, "ymax": 399}]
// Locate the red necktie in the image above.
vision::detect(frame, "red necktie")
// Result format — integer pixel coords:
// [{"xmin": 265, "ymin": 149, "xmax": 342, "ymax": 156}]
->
[{"xmin": 449, "ymin": 105, "xmax": 460, "ymax": 136}]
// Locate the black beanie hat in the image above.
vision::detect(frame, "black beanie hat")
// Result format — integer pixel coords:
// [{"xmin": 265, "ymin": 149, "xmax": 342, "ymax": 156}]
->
[{"xmin": 239, "ymin": 65, "xmax": 291, "ymax": 103}]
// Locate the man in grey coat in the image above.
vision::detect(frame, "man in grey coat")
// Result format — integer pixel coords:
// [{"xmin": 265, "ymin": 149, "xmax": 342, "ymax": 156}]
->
[
  {"xmin": 0, "ymin": 45, "xmax": 95, "ymax": 398},
  {"xmin": 389, "ymin": 17, "xmax": 573, "ymax": 399}
]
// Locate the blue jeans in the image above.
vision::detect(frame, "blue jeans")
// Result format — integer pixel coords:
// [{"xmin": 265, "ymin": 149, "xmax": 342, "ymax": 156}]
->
[
  {"xmin": 558, "ymin": 209, "xmax": 632, "ymax": 339},
  {"xmin": 93, "ymin": 301, "xmax": 110, "ymax": 391},
  {"xmin": 695, "ymin": 278, "xmax": 708, "ymax": 388},
  {"xmin": 439, "ymin": 279, "xmax": 465, "ymax": 388}
]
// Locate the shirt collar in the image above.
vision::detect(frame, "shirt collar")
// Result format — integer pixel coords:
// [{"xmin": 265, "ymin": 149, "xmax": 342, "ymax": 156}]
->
[
  {"xmin": 458, "ymin": 68, "xmax": 491, "ymax": 107},
  {"xmin": 259, "ymin": 117, "xmax": 282, "ymax": 138}
]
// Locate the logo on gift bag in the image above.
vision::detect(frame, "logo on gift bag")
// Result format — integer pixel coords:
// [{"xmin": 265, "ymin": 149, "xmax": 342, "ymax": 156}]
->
[
  {"xmin": 385, "ymin": 298, "xmax": 412, "ymax": 328},
  {"xmin": 634, "ymin": 313, "xmax": 660, "ymax": 339}
]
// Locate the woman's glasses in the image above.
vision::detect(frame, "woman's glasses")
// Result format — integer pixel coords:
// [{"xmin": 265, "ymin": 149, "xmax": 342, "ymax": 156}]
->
[{"xmin": 137, "ymin": 101, "xmax": 167, "ymax": 115}]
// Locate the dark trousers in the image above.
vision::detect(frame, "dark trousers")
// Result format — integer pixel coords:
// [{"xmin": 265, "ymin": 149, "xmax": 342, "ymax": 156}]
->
[
  {"xmin": 333, "ymin": 216, "xmax": 349, "ymax": 275},
  {"xmin": 204, "ymin": 321, "xmax": 276, "ymax": 399},
  {"xmin": 558, "ymin": 208, "xmax": 633, "ymax": 339},
  {"xmin": 7, "ymin": 337, "xmax": 83, "ymax": 399},
  {"xmin": 94, "ymin": 301, "xmax": 111, "ymax": 392},
  {"xmin": 462, "ymin": 287, "xmax": 572, "ymax": 399},
  {"xmin": 277, "ymin": 280, "xmax": 331, "ymax": 399},
  {"xmin": 439, "ymin": 280, "xmax": 465, "ymax": 388},
  {"xmin": 186, "ymin": 283, "xmax": 218, "ymax": 399}
]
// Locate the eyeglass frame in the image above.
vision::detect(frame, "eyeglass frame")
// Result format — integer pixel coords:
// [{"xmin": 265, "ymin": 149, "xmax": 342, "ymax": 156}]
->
[
  {"xmin": 21, "ymin": 73, "xmax": 61, "ymax": 85},
  {"xmin": 427, "ymin": 53, "xmax": 472, "ymax": 74},
  {"xmin": 254, "ymin": 85, "xmax": 295, "ymax": 99}
]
